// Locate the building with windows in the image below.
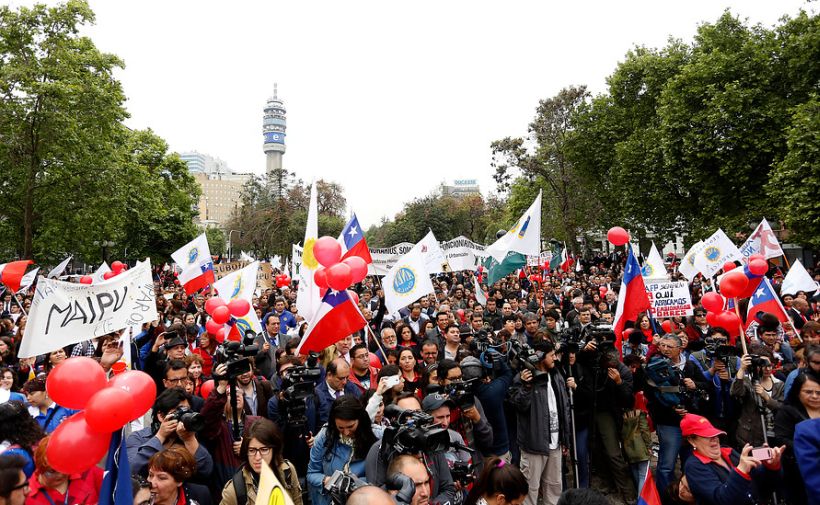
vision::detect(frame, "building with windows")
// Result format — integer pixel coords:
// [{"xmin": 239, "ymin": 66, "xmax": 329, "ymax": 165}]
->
[
  {"xmin": 263, "ymin": 84, "xmax": 287, "ymax": 178},
  {"xmin": 440, "ymin": 179, "xmax": 481, "ymax": 197},
  {"xmin": 180, "ymin": 151, "xmax": 252, "ymax": 227}
]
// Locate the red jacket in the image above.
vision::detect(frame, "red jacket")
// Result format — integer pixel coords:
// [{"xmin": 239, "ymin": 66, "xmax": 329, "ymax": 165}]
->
[
  {"xmin": 26, "ymin": 467, "xmax": 103, "ymax": 505},
  {"xmin": 348, "ymin": 366, "xmax": 379, "ymax": 393}
]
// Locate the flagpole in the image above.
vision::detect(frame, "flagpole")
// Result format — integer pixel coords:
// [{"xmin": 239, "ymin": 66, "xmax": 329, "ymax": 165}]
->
[
  {"xmin": 732, "ymin": 298, "xmax": 748, "ymax": 355},
  {"xmin": 12, "ymin": 292, "xmax": 27, "ymax": 317}
]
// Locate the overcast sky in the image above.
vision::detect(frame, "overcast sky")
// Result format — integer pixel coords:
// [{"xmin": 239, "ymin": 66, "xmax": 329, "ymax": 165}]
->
[{"xmin": 18, "ymin": 0, "xmax": 814, "ymax": 228}]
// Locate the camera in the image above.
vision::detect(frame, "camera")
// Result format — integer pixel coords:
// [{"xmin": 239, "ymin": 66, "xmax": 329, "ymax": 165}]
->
[
  {"xmin": 214, "ymin": 331, "xmax": 259, "ymax": 380},
  {"xmin": 506, "ymin": 340, "xmax": 549, "ymax": 383},
  {"xmin": 450, "ymin": 461, "xmax": 478, "ymax": 486},
  {"xmin": 165, "ymin": 406, "xmax": 204, "ymax": 433},
  {"xmin": 382, "ymin": 405, "xmax": 450, "ymax": 456},
  {"xmin": 280, "ymin": 353, "xmax": 322, "ymax": 429},
  {"xmin": 644, "ymin": 356, "xmax": 709, "ymax": 409},
  {"xmin": 748, "ymin": 354, "xmax": 768, "ymax": 382},
  {"xmin": 443, "ymin": 377, "xmax": 479, "ymax": 410},
  {"xmin": 324, "ymin": 470, "xmax": 366, "ymax": 505}
]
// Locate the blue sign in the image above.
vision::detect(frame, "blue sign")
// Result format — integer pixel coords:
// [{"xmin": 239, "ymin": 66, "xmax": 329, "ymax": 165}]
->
[
  {"xmin": 393, "ymin": 267, "xmax": 416, "ymax": 294},
  {"xmin": 264, "ymin": 132, "xmax": 286, "ymax": 144}
]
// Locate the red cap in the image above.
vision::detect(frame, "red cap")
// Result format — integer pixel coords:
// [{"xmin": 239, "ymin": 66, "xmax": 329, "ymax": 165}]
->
[{"xmin": 680, "ymin": 414, "xmax": 726, "ymax": 438}]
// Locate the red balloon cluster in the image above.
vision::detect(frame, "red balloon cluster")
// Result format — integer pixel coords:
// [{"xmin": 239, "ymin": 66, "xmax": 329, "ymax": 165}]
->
[
  {"xmin": 607, "ymin": 227, "xmax": 630, "ymax": 246},
  {"xmin": 101, "ymin": 261, "xmax": 127, "ymax": 282},
  {"xmin": 312, "ymin": 237, "xmax": 368, "ymax": 291},
  {"xmin": 204, "ymin": 297, "xmax": 252, "ymax": 343},
  {"xmin": 275, "ymin": 273, "xmax": 291, "ymax": 288},
  {"xmin": 45, "ymin": 358, "xmax": 156, "ymax": 474},
  {"xmin": 528, "ymin": 274, "xmax": 543, "ymax": 284}
]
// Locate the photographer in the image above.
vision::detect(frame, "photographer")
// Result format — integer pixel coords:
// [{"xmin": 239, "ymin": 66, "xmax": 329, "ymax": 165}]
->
[
  {"xmin": 437, "ymin": 359, "xmax": 493, "ymax": 455},
  {"xmin": 688, "ymin": 328, "xmax": 741, "ymax": 431},
  {"xmin": 730, "ymin": 349, "xmax": 784, "ymax": 448},
  {"xmin": 421, "ymin": 394, "xmax": 473, "ymax": 488},
  {"xmin": 126, "ymin": 388, "xmax": 214, "ymax": 479},
  {"xmin": 145, "ymin": 328, "xmax": 189, "ymax": 390},
  {"xmin": 385, "ymin": 455, "xmax": 432, "ymax": 505},
  {"xmin": 508, "ymin": 341, "xmax": 570, "ymax": 505},
  {"xmin": 575, "ymin": 332, "xmax": 636, "ymax": 503},
  {"xmin": 472, "ymin": 350, "xmax": 514, "ymax": 460},
  {"xmin": 644, "ymin": 334, "xmax": 713, "ymax": 492}
]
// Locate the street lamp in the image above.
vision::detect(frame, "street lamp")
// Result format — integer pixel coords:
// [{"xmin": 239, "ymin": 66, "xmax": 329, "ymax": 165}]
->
[
  {"xmin": 228, "ymin": 230, "xmax": 242, "ymax": 261},
  {"xmin": 93, "ymin": 240, "xmax": 116, "ymax": 263}
]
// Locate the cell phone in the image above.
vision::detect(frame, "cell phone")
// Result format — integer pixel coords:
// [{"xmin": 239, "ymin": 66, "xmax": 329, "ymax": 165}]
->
[
  {"xmin": 751, "ymin": 447, "xmax": 772, "ymax": 461},
  {"xmin": 384, "ymin": 375, "xmax": 401, "ymax": 388}
]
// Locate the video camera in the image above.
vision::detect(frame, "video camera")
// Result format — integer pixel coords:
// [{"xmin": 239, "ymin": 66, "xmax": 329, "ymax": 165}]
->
[
  {"xmin": 450, "ymin": 461, "xmax": 478, "ymax": 487},
  {"xmin": 644, "ymin": 356, "xmax": 709, "ymax": 409},
  {"xmin": 324, "ymin": 469, "xmax": 416, "ymax": 505},
  {"xmin": 280, "ymin": 352, "xmax": 322, "ymax": 429},
  {"xmin": 748, "ymin": 354, "xmax": 768, "ymax": 382},
  {"xmin": 214, "ymin": 331, "xmax": 259, "ymax": 380},
  {"xmin": 443, "ymin": 377, "xmax": 479, "ymax": 410},
  {"xmin": 507, "ymin": 340, "xmax": 549, "ymax": 383},
  {"xmin": 382, "ymin": 405, "xmax": 450, "ymax": 456},
  {"xmin": 559, "ymin": 322, "xmax": 618, "ymax": 369}
]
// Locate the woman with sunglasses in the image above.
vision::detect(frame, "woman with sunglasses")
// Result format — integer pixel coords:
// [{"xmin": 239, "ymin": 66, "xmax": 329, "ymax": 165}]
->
[
  {"xmin": 220, "ymin": 418, "xmax": 301, "ymax": 505},
  {"xmin": 25, "ymin": 435, "xmax": 103, "ymax": 505}
]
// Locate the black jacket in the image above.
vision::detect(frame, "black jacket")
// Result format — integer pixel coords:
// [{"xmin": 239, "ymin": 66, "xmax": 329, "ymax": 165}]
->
[{"xmin": 509, "ymin": 368, "xmax": 572, "ymax": 454}]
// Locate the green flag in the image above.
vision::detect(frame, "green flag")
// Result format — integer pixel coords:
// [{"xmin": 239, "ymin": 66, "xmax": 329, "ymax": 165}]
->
[
  {"xmin": 483, "ymin": 251, "xmax": 527, "ymax": 285},
  {"xmin": 549, "ymin": 242, "xmax": 563, "ymax": 271}
]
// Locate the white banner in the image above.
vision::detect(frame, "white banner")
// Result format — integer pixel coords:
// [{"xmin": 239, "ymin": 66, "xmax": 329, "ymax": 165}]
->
[
  {"xmin": 18, "ymin": 260, "xmax": 157, "ymax": 358},
  {"xmin": 440, "ymin": 236, "xmax": 486, "ymax": 272},
  {"xmin": 644, "ymin": 280, "xmax": 693, "ymax": 318}
]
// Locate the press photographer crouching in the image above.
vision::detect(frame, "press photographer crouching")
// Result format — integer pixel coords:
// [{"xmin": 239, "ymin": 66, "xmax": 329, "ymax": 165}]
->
[
  {"xmin": 126, "ymin": 388, "xmax": 214, "ymax": 479},
  {"xmin": 364, "ymin": 397, "xmax": 459, "ymax": 505},
  {"xmin": 680, "ymin": 413, "xmax": 784, "ymax": 505}
]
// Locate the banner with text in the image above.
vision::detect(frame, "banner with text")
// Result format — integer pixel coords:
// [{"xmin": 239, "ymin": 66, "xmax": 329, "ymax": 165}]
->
[
  {"xmin": 644, "ymin": 280, "xmax": 693, "ymax": 318},
  {"xmin": 214, "ymin": 261, "xmax": 273, "ymax": 290},
  {"xmin": 19, "ymin": 260, "xmax": 157, "ymax": 358}
]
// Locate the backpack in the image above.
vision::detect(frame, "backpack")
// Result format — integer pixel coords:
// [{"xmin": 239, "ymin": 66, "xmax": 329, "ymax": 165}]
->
[{"xmin": 643, "ymin": 356, "xmax": 684, "ymax": 408}]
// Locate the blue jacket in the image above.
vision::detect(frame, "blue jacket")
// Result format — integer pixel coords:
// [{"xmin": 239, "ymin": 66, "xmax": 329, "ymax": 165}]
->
[
  {"xmin": 314, "ymin": 380, "xmax": 361, "ymax": 426},
  {"xmin": 307, "ymin": 425, "xmax": 384, "ymax": 505},
  {"xmin": 33, "ymin": 403, "xmax": 79, "ymax": 434},
  {"xmin": 125, "ymin": 426, "xmax": 214, "ymax": 478},
  {"xmin": 683, "ymin": 447, "xmax": 779, "ymax": 505},
  {"xmin": 475, "ymin": 357, "xmax": 514, "ymax": 456},
  {"xmin": 794, "ymin": 418, "xmax": 820, "ymax": 505}
]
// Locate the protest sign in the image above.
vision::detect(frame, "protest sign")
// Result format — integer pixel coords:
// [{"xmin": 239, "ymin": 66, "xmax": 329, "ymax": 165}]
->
[
  {"xmin": 214, "ymin": 260, "xmax": 273, "ymax": 291},
  {"xmin": 440, "ymin": 236, "xmax": 486, "ymax": 272},
  {"xmin": 644, "ymin": 280, "xmax": 693, "ymax": 318},
  {"xmin": 18, "ymin": 260, "xmax": 156, "ymax": 358}
]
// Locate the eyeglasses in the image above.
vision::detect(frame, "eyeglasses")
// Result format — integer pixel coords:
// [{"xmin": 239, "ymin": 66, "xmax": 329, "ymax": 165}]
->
[
  {"xmin": 247, "ymin": 446, "xmax": 273, "ymax": 456},
  {"xmin": 10, "ymin": 480, "xmax": 29, "ymax": 492},
  {"xmin": 354, "ymin": 353, "xmax": 369, "ymax": 360},
  {"xmin": 165, "ymin": 377, "xmax": 192, "ymax": 385}
]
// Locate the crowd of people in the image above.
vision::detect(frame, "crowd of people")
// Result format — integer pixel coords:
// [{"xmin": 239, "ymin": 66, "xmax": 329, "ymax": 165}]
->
[{"xmin": 1, "ymin": 253, "xmax": 819, "ymax": 505}]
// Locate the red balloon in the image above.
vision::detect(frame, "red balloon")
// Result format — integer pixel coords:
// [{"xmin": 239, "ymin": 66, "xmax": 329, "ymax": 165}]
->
[
  {"xmin": 749, "ymin": 253, "xmax": 765, "ymax": 263},
  {"xmin": 314, "ymin": 267, "xmax": 329, "ymax": 289},
  {"xmin": 706, "ymin": 311, "xmax": 720, "ymax": 327},
  {"xmin": 347, "ymin": 290, "xmax": 360, "ymax": 305},
  {"xmin": 326, "ymin": 262, "xmax": 352, "ymax": 291},
  {"xmin": 103, "ymin": 271, "xmax": 116, "ymax": 280},
  {"xmin": 211, "ymin": 305, "xmax": 230, "ymax": 325},
  {"xmin": 108, "ymin": 370, "xmax": 157, "ymax": 420},
  {"xmin": 85, "ymin": 387, "xmax": 134, "ymax": 433},
  {"xmin": 205, "ymin": 318, "xmax": 223, "ymax": 335},
  {"xmin": 723, "ymin": 261, "xmax": 736, "ymax": 272},
  {"xmin": 46, "ymin": 357, "xmax": 107, "ymax": 410},
  {"xmin": 80, "ymin": 275, "xmax": 93, "ymax": 284},
  {"xmin": 111, "ymin": 261, "xmax": 125, "ymax": 273},
  {"xmin": 661, "ymin": 320, "xmax": 674, "ymax": 334},
  {"xmin": 343, "ymin": 256, "xmax": 368, "ymax": 284},
  {"xmin": 313, "ymin": 236, "xmax": 342, "ymax": 267},
  {"xmin": 720, "ymin": 271, "xmax": 749, "ymax": 298},
  {"xmin": 599, "ymin": 286, "xmax": 608, "ymax": 296},
  {"xmin": 369, "ymin": 353, "xmax": 382, "ymax": 370},
  {"xmin": 749, "ymin": 258, "xmax": 768, "ymax": 276},
  {"xmin": 714, "ymin": 311, "xmax": 741, "ymax": 334},
  {"xmin": 213, "ymin": 328, "xmax": 226, "ymax": 344},
  {"xmin": 607, "ymin": 226, "xmax": 630, "ymax": 246},
  {"xmin": 205, "ymin": 297, "xmax": 226, "ymax": 315},
  {"xmin": 173, "ymin": 279, "xmax": 180, "ymax": 285},
  {"xmin": 200, "ymin": 379, "xmax": 215, "ymax": 398},
  {"xmin": 47, "ymin": 412, "xmax": 111, "ymax": 474},
  {"xmin": 227, "ymin": 299, "xmax": 251, "ymax": 316},
  {"xmin": 701, "ymin": 292, "xmax": 725, "ymax": 313}
]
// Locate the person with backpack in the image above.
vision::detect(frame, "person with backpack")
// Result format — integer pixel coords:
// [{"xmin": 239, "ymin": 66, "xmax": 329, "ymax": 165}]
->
[{"xmin": 219, "ymin": 418, "xmax": 301, "ymax": 505}]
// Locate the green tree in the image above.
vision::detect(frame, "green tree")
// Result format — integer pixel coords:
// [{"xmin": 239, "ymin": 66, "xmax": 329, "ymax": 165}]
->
[
  {"xmin": 0, "ymin": 0, "xmax": 128, "ymax": 261},
  {"xmin": 205, "ymin": 227, "xmax": 227, "ymax": 256}
]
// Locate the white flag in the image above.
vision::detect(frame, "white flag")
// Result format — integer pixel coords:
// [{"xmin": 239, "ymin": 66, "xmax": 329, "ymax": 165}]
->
[
  {"xmin": 18, "ymin": 268, "xmax": 40, "ymax": 292},
  {"xmin": 271, "ymin": 255, "xmax": 282, "ymax": 269},
  {"xmin": 213, "ymin": 261, "xmax": 263, "ymax": 334},
  {"xmin": 417, "ymin": 230, "xmax": 450, "ymax": 274},
  {"xmin": 694, "ymin": 229, "xmax": 743, "ymax": 279},
  {"xmin": 642, "ymin": 242, "xmax": 668, "ymax": 280},
  {"xmin": 240, "ymin": 251, "xmax": 255, "ymax": 262},
  {"xmin": 475, "ymin": 280, "xmax": 488, "ymax": 305},
  {"xmin": 740, "ymin": 218, "xmax": 784, "ymax": 260},
  {"xmin": 781, "ymin": 259, "xmax": 819, "ymax": 296},
  {"xmin": 679, "ymin": 241, "xmax": 704, "ymax": 281},
  {"xmin": 92, "ymin": 262, "xmax": 111, "ymax": 284},
  {"xmin": 384, "ymin": 240, "xmax": 436, "ymax": 315},
  {"xmin": 19, "ymin": 260, "xmax": 156, "ymax": 358},
  {"xmin": 485, "ymin": 191, "xmax": 542, "ymax": 262},
  {"xmin": 48, "ymin": 256, "xmax": 72, "ymax": 279},
  {"xmin": 296, "ymin": 183, "xmax": 321, "ymax": 321}
]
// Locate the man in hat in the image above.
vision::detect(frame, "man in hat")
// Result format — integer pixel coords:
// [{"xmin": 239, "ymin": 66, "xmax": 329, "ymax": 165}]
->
[
  {"xmin": 422, "ymin": 393, "xmax": 473, "ymax": 488},
  {"xmin": 144, "ymin": 326, "xmax": 189, "ymax": 388}
]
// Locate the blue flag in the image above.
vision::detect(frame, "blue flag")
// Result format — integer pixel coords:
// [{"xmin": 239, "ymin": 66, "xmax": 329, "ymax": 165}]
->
[{"xmin": 99, "ymin": 428, "xmax": 132, "ymax": 505}]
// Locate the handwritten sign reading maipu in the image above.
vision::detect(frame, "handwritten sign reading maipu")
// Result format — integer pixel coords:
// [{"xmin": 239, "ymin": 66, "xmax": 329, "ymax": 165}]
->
[{"xmin": 18, "ymin": 260, "xmax": 157, "ymax": 358}]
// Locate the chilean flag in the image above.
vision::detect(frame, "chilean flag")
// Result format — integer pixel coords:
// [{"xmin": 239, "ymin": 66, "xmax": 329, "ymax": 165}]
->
[
  {"xmin": 746, "ymin": 277, "xmax": 790, "ymax": 328},
  {"xmin": 637, "ymin": 467, "xmax": 661, "ymax": 505},
  {"xmin": 295, "ymin": 289, "xmax": 367, "ymax": 355},
  {"xmin": 338, "ymin": 214, "xmax": 373, "ymax": 264},
  {"xmin": 171, "ymin": 233, "xmax": 215, "ymax": 295},
  {"xmin": 613, "ymin": 245, "xmax": 651, "ymax": 352},
  {"xmin": 0, "ymin": 260, "xmax": 34, "ymax": 293}
]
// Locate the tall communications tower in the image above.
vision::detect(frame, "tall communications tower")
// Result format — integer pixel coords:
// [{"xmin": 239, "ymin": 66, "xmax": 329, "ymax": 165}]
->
[{"xmin": 263, "ymin": 83, "xmax": 287, "ymax": 177}]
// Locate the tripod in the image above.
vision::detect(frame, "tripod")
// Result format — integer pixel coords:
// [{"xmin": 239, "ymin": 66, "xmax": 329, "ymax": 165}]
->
[
  {"xmin": 566, "ymin": 363, "xmax": 580, "ymax": 488},
  {"xmin": 752, "ymin": 376, "xmax": 778, "ymax": 505}
]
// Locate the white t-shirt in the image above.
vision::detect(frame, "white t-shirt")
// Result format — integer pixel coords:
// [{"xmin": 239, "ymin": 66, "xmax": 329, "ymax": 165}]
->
[{"xmin": 546, "ymin": 374, "xmax": 559, "ymax": 450}]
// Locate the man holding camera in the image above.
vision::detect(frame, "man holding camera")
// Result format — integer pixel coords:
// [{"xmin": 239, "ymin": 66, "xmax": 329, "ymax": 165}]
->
[
  {"xmin": 385, "ymin": 455, "xmax": 432, "ymax": 505},
  {"xmin": 437, "ymin": 359, "xmax": 493, "ymax": 455},
  {"xmin": 126, "ymin": 388, "xmax": 213, "ymax": 478},
  {"xmin": 145, "ymin": 331, "xmax": 189, "ymax": 390},
  {"xmin": 509, "ymin": 341, "xmax": 570, "ymax": 505},
  {"xmin": 422, "ymin": 394, "xmax": 473, "ymax": 486},
  {"xmin": 688, "ymin": 328, "xmax": 741, "ymax": 432}
]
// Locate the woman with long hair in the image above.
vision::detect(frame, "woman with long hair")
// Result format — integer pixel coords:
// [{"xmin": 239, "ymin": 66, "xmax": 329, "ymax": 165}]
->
[
  {"xmin": 464, "ymin": 456, "xmax": 528, "ymax": 505},
  {"xmin": 0, "ymin": 401, "xmax": 45, "ymax": 476},
  {"xmin": 0, "ymin": 338, "xmax": 17, "ymax": 371},
  {"xmin": 774, "ymin": 371, "xmax": 820, "ymax": 505},
  {"xmin": 42, "ymin": 349, "xmax": 66, "ymax": 374},
  {"xmin": 220, "ymin": 418, "xmax": 301, "ymax": 505},
  {"xmin": 192, "ymin": 332, "xmax": 218, "ymax": 377},
  {"xmin": 395, "ymin": 323, "xmax": 419, "ymax": 348},
  {"xmin": 306, "ymin": 396, "xmax": 382, "ymax": 505},
  {"xmin": 397, "ymin": 347, "xmax": 422, "ymax": 395}
]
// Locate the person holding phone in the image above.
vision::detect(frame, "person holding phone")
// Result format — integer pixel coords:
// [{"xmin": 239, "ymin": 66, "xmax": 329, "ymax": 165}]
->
[{"xmin": 680, "ymin": 413, "xmax": 784, "ymax": 505}]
